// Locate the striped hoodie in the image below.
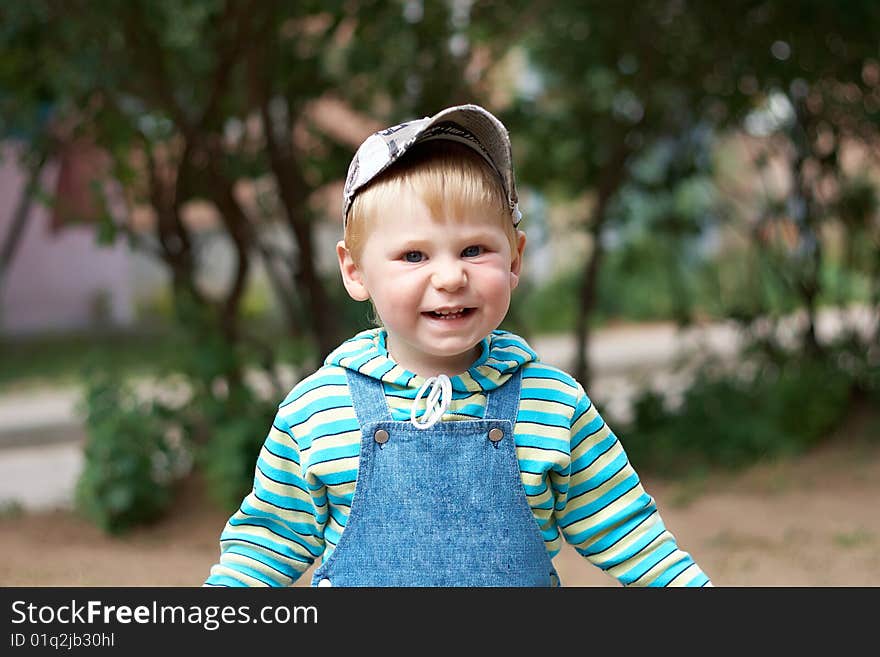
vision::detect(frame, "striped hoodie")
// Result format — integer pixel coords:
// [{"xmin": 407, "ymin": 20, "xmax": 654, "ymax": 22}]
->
[{"xmin": 205, "ymin": 328, "xmax": 711, "ymax": 587}]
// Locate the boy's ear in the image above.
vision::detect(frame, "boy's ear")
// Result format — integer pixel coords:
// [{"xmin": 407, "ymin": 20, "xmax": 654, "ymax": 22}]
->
[
  {"xmin": 336, "ymin": 240, "xmax": 370, "ymax": 301},
  {"xmin": 509, "ymin": 230, "xmax": 527, "ymax": 290}
]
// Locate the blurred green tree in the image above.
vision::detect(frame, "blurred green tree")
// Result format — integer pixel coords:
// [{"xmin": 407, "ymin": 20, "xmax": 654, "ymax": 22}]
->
[
  {"xmin": 0, "ymin": 0, "xmax": 530, "ymax": 356},
  {"xmin": 509, "ymin": 0, "xmax": 745, "ymax": 385},
  {"xmin": 511, "ymin": 0, "xmax": 879, "ymax": 384},
  {"xmin": 0, "ymin": 0, "xmax": 531, "ymax": 524},
  {"xmin": 695, "ymin": 0, "xmax": 880, "ymax": 355}
]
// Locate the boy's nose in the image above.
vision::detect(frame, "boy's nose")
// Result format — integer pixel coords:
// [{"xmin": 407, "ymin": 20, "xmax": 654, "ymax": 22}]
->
[{"xmin": 431, "ymin": 262, "xmax": 468, "ymax": 291}]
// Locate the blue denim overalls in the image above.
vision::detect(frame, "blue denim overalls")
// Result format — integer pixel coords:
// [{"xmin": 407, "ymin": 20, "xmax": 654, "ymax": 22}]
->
[{"xmin": 310, "ymin": 367, "xmax": 558, "ymax": 587}]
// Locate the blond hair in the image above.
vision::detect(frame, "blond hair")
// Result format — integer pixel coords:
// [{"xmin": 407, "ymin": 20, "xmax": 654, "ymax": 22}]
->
[{"xmin": 345, "ymin": 141, "xmax": 517, "ymax": 264}]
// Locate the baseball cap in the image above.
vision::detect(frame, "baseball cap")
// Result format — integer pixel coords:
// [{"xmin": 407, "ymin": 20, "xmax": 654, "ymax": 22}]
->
[{"xmin": 342, "ymin": 103, "xmax": 521, "ymax": 226}]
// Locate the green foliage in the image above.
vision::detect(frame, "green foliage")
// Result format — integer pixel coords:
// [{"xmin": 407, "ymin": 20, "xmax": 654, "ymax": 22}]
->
[
  {"xmin": 597, "ymin": 240, "xmax": 696, "ymax": 324},
  {"xmin": 620, "ymin": 344, "xmax": 863, "ymax": 476},
  {"xmin": 512, "ymin": 234, "xmax": 875, "ymax": 336},
  {"xmin": 193, "ymin": 379, "xmax": 277, "ymax": 513},
  {"xmin": 341, "ymin": 0, "xmax": 513, "ymax": 119},
  {"xmin": 73, "ymin": 294, "xmax": 297, "ymax": 531},
  {"xmin": 75, "ymin": 368, "xmax": 187, "ymax": 534},
  {"xmin": 0, "ymin": 331, "xmax": 181, "ymax": 393},
  {"xmin": 0, "ymin": 500, "xmax": 24, "ymax": 520},
  {"xmin": 162, "ymin": 297, "xmax": 281, "ymax": 514},
  {"xmin": 507, "ymin": 270, "xmax": 581, "ymax": 336},
  {"xmin": 325, "ymin": 275, "xmax": 379, "ymax": 336}
]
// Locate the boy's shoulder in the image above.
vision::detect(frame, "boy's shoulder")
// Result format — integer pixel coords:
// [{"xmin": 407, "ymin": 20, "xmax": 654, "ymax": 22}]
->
[
  {"xmin": 489, "ymin": 329, "xmax": 584, "ymax": 396},
  {"xmin": 277, "ymin": 363, "xmax": 350, "ymax": 411},
  {"xmin": 519, "ymin": 359, "xmax": 584, "ymax": 399}
]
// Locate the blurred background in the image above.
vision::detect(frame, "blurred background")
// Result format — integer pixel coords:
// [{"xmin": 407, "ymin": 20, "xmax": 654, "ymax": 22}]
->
[{"xmin": 0, "ymin": 0, "xmax": 878, "ymax": 586}]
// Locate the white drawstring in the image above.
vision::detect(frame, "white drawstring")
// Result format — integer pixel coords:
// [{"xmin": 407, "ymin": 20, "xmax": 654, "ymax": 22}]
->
[{"xmin": 410, "ymin": 374, "xmax": 452, "ymax": 430}]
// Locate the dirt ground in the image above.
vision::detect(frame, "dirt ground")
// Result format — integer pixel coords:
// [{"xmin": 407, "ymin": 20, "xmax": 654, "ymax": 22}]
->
[{"xmin": 2, "ymin": 414, "xmax": 878, "ymax": 587}]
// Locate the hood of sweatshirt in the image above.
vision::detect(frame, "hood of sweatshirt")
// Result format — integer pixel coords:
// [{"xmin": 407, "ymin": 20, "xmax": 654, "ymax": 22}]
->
[{"xmin": 324, "ymin": 327, "xmax": 538, "ymax": 395}]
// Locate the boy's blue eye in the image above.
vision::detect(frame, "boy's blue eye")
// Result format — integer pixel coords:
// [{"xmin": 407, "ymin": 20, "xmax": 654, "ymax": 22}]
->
[
  {"xmin": 462, "ymin": 245, "xmax": 483, "ymax": 257},
  {"xmin": 404, "ymin": 251, "xmax": 424, "ymax": 263}
]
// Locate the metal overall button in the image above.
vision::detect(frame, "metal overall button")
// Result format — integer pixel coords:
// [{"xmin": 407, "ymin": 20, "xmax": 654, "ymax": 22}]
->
[
  {"xmin": 488, "ymin": 428, "xmax": 504, "ymax": 442},
  {"xmin": 374, "ymin": 429, "xmax": 389, "ymax": 444}
]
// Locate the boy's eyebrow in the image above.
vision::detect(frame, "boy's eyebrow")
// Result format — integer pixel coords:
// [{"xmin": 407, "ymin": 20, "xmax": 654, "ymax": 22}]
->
[
  {"xmin": 379, "ymin": 236, "xmax": 431, "ymax": 252},
  {"xmin": 461, "ymin": 226, "xmax": 506, "ymax": 238},
  {"xmin": 391, "ymin": 239, "xmax": 430, "ymax": 250},
  {"xmin": 387, "ymin": 229, "xmax": 505, "ymax": 249},
  {"xmin": 443, "ymin": 227, "xmax": 509, "ymax": 243}
]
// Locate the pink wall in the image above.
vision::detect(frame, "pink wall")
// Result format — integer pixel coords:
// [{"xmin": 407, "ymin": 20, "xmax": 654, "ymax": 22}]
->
[{"xmin": 0, "ymin": 143, "xmax": 134, "ymax": 334}]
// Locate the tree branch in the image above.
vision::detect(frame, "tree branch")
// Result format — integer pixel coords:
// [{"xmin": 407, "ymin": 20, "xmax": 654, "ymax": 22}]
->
[{"xmin": 121, "ymin": 3, "xmax": 192, "ymax": 136}]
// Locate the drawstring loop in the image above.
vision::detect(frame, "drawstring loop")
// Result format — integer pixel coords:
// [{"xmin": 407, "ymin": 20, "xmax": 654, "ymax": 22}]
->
[{"xmin": 410, "ymin": 374, "xmax": 452, "ymax": 430}]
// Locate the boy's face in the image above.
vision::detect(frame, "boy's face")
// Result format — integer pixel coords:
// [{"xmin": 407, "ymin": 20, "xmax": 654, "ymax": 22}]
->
[{"xmin": 337, "ymin": 188, "xmax": 526, "ymax": 376}]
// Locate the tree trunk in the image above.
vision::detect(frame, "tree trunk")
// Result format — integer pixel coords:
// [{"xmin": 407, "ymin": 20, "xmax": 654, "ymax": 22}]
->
[
  {"xmin": 260, "ymin": 101, "xmax": 341, "ymax": 359},
  {"xmin": 206, "ymin": 165, "xmax": 253, "ymax": 344},
  {"xmin": 573, "ymin": 144, "xmax": 630, "ymax": 388},
  {"xmin": 0, "ymin": 150, "xmax": 48, "ymax": 318},
  {"xmin": 254, "ymin": 238, "xmax": 303, "ymax": 339},
  {"xmin": 790, "ymin": 101, "xmax": 824, "ymax": 357},
  {"xmin": 144, "ymin": 146, "xmax": 201, "ymax": 311}
]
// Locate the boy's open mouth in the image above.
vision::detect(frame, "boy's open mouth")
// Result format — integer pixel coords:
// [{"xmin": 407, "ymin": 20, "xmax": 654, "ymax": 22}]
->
[{"xmin": 422, "ymin": 307, "xmax": 476, "ymax": 320}]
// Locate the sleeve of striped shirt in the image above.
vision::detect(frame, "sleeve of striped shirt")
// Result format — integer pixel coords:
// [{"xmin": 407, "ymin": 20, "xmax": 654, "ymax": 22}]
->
[
  {"xmin": 557, "ymin": 384, "xmax": 712, "ymax": 587},
  {"xmin": 204, "ymin": 409, "xmax": 325, "ymax": 587}
]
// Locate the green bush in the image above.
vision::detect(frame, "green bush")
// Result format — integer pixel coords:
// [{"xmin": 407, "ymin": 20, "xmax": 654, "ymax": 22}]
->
[
  {"xmin": 163, "ymin": 299, "xmax": 285, "ymax": 514},
  {"xmin": 193, "ymin": 381, "xmax": 278, "ymax": 512},
  {"xmin": 621, "ymin": 348, "xmax": 857, "ymax": 476},
  {"xmin": 75, "ymin": 370, "xmax": 188, "ymax": 534},
  {"xmin": 74, "ymin": 295, "xmax": 289, "ymax": 533}
]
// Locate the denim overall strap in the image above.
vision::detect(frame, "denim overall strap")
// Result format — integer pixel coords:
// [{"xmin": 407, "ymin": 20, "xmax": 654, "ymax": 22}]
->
[
  {"xmin": 483, "ymin": 365, "xmax": 522, "ymax": 420},
  {"xmin": 345, "ymin": 369, "xmax": 393, "ymax": 424},
  {"xmin": 313, "ymin": 366, "xmax": 556, "ymax": 587}
]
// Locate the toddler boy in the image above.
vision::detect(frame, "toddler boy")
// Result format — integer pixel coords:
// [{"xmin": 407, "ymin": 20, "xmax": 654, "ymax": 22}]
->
[{"xmin": 205, "ymin": 104, "xmax": 711, "ymax": 587}]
